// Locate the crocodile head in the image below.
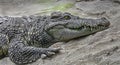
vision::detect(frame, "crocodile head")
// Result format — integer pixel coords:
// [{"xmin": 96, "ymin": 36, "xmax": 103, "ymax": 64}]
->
[{"xmin": 45, "ymin": 12, "xmax": 110, "ymax": 42}]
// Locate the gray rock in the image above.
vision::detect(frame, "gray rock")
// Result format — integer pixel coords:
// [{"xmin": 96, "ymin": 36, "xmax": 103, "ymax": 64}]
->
[
  {"xmin": 1, "ymin": 0, "xmax": 120, "ymax": 65},
  {"xmin": 75, "ymin": 0, "xmax": 120, "ymax": 15}
]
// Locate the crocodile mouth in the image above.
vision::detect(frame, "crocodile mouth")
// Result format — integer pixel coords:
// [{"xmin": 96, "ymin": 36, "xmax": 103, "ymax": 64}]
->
[
  {"xmin": 47, "ymin": 19, "xmax": 110, "ymax": 31},
  {"xmin": 67, "ymin": 24, "xmax": 110, "ymax": 31},
  {"xmin": 65, "ymin": 17, "xmax": 110, "ymax": 31}
]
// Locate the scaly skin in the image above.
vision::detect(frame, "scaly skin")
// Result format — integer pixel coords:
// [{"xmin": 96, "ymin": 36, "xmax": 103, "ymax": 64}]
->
[{"xmin": 0, "ymin": 12, "xmax": 110, "ymax": 65}]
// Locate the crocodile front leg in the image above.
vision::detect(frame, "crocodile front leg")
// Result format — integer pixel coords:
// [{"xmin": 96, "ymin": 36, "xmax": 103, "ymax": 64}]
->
[
  {"xmin": 0, "ymin": 33, "xmax": 9, "ymax": 59},
  {"xmin": 8, "ymin": 36, "xmax": 60, "ymax": 65}
]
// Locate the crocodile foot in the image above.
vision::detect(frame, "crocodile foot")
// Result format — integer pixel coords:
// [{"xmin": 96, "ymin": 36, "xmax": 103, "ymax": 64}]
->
[{"xmin": 40, "ymin": 48, "xmax": 61, "ymax": 59}]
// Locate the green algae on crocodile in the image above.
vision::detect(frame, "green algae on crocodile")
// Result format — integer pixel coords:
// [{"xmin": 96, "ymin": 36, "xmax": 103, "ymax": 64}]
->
[{"xmin": 0, "ymin": 12, "xmax": 110, "ymax": 65}]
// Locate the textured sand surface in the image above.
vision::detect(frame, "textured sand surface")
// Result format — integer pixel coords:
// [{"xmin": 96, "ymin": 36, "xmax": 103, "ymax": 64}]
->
[{"xmin": 0, "ymin": 0, "xmax": 120, "ymax": 65}]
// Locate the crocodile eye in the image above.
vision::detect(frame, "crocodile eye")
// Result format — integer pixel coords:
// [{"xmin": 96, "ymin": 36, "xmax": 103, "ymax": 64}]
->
[{"xmin": 64, "ymin": 15, "xmax": 71, "ymax": 20}]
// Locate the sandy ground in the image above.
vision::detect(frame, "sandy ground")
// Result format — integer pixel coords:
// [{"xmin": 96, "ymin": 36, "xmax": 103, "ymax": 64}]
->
[{"xmin": 0, "ymin": 0, "xmax": 120, "ymax": 65}]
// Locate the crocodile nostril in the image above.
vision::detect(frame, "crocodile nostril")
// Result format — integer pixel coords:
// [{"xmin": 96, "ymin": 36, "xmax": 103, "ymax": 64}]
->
[
  {"xmin": 103, "ymin": 18, "xmax": 110, "ymax": 27},
  {"xmin": 99, "ymin": 17, "xmax": 110, "ymax": 27},
  {"xmin": 105, "ymin": 21, "xmax": 110, "ymax": 27}
]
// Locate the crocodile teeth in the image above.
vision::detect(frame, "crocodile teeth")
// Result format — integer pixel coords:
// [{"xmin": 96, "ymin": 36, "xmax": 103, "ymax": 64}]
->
[{"xmin": 90, "ymin": 28, "xmax": 93, "ymax": 31}]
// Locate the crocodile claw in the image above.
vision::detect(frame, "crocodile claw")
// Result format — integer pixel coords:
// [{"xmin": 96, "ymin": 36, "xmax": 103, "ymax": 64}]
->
[{"xmin": 41, "ymin": 48, "xmax": 61, "ymax": 59}]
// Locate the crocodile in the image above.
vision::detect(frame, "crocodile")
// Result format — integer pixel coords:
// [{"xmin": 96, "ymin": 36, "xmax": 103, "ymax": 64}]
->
[{"xmin": 0, "ymin": 12, "xmax": 110, "ymax": 65}]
